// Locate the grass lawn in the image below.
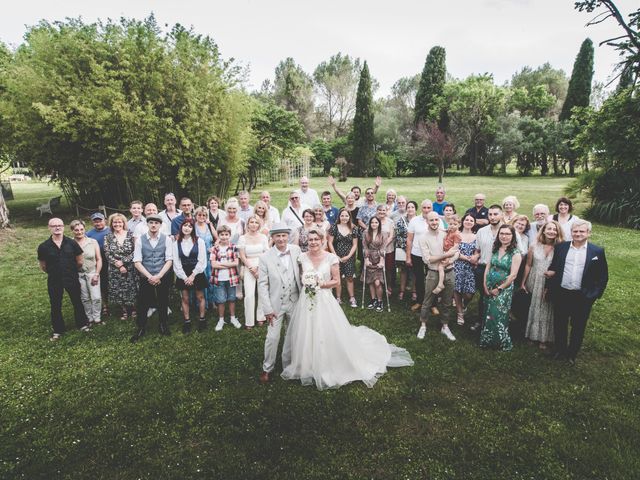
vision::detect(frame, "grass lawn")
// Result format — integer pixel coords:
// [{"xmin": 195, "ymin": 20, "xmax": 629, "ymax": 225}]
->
[{"xmin": 0, "ymin": 178, "xmax": 639, "ymax": 479}]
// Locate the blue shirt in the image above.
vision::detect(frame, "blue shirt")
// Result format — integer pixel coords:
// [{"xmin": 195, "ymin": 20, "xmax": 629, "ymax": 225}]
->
[
  {"xmin": 324, "ymin": 206, "xmax": 340, "ymax": 225},
  {"xmin": 86, "ymin": 227, "xmax": 110, "ymax": 251},
  {"xmin": 433, "ymin": 201, "xmax": 448, "ymax": 216}
]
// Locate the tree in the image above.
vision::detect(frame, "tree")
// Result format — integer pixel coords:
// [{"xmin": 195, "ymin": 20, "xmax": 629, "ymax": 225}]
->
[
  {"xmin": 310, "ymin": 139, "xmax": 334, "ymax": 175},
  {"xmin": 575, "ymin": 0, "xmax": 640, "ymax": 88},
  {"xmin": 560, "ymin": 38, "xmax": 595, "ymax": 121},
  {"xmin": 240, "ymin": 99, "xmax": 305, "ymax": 191},
  {"xmin": 0, "ymin": 17, "xmax": 252, "ymax": 207},
  {"xmin": 508, "ymin": 85, "xmax": 557, "ymax": 119},
  {"xmin": 352, "ymin": 61, "xmax": 374, "ymax": 176},
  {"xmin": 313, "ymin": 53, "xmax": 361, "ymax": 138},
  {"xmin": 272, "ymin": 58, "xmax": 315, "ymax": 138},
  {"xmin": 559, "ymin": 38, "xmax": 595, "ymax": 175},
  {"xmin": 510, "ymin": 63, "xmax": 568, "ymax": 117},
  {"xmin": 436, "ymin": 75, "xmax": 507, "ymax": 175},
  {"xmin": 413, "ymin": 121, "xmax": 455, "ymax": 182},
  {"xmin": 414, "ymin": 46, "xmax": 446, "ymax": 126}
]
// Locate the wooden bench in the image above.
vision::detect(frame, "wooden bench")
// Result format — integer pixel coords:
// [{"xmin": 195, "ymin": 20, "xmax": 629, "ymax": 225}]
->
[{"xmin": 36, "ymin": 196, "xmax": 62, "ymax": 216}]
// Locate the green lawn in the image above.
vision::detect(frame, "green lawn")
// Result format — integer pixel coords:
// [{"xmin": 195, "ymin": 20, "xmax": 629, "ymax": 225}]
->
[{"xmin": 1, "ymin": 179, "xmax": 638, "ymax": 479}]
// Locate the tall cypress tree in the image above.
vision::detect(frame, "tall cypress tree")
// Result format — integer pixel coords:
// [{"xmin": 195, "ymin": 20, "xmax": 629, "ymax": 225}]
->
[
  {"xmin": 560, "ymin": 38, "xmax": 594, "ymax": 121},
  {"xmin": 414, "ymin": 46, "xmax": 446, "ymax": 126},
  {"xmin": 560, "ymin": 38, "xmax": 594, "ymax": 175},
  {"xmin": 352, "ymin": 61, "xmax": 374, "ymax": 176}
]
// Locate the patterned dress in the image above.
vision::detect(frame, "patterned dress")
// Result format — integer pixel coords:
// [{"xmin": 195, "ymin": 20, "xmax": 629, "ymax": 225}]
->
[
  {"xmin": 524, "ymin": 243, "xmax": 555, "ymax": 343},
  {"xmin": 104, "ymin": 231, "xmax": 138, "ymax": 307},
  {"xmin": 195, "ymin": 223, "xmax": 215, "ymax": 306},
  {"xmin": 454, "ymin": 240, "xmax": 477, "ymax": 294},
  {"xmin": 329, "ymin": 224, "xmax": 356, "ymax": 278},
  {"xmin": 363, "ymin": 233, "xmax": 386, "ymax": 285},
  {"xmin": 480, "ymin": 249, "xmax": 517, "ymax": 351},
  {"xmin": 296, "ymin": 226, "xmax": 311, "ymax": 253}
]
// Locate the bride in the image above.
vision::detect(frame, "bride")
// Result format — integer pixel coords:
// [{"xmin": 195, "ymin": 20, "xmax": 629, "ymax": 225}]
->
[{"xmin": 282, "ymin": 228, "xmax": 413, "ymax": 390}]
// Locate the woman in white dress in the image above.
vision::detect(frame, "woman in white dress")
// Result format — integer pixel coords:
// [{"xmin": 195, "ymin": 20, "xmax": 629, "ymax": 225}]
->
[
  {"xmin": 238, "ymin": 215, "xmax": 269, "ymax": 329},
  {"xmin": 281, "ymin": 229, "xmax": 413, "ymax": 390}
]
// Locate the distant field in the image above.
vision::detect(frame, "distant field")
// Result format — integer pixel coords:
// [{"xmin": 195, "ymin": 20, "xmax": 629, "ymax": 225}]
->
[{"xmin": 0, "ymin": 178, "xmax": 638, "ymax": 480}]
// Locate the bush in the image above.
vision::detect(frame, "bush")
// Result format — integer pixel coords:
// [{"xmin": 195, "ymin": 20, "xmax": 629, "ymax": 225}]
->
[{"xmin": 377, "ymin": 152, "xmax": 396, "ymax": 178}]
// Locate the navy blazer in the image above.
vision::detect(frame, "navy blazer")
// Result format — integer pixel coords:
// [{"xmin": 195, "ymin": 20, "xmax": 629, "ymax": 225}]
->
[{"xmin": 546, "ymin": 241, "xmax": 608, "ymax": 301}]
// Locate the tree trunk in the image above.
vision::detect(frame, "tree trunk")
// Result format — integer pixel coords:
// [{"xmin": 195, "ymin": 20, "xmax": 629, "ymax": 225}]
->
[
  {"xmin": 552, "ymin": 154, "xmax": 559, "ymax": 176},
  {"xmin": 470, "ymin": 141, "xmax": 478, "ymax": 175},
  {"xmin": 0, "ymin": 188, "xmax": 9, "ymax": 228}
]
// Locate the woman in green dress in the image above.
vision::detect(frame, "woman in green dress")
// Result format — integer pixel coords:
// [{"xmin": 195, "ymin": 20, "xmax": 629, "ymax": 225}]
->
[{"xmin": 480, "ymin": 224, "xmax": 522, "ymax": 351}]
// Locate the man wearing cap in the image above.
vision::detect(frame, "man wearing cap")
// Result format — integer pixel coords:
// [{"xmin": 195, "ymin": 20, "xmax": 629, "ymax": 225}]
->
[
  {"xmin": 130, "ymin": 213, "xmax": 173, "ymax": 342},
  {"xmin": 87, "ymin": 212, "xmax": 111, "ymax": 315},
  {"xmin": 257, "ymin": 223, "xmax": 302, "ymax": 383}
]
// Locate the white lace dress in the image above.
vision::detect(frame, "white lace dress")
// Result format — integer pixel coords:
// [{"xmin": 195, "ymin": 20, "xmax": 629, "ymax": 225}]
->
[{"xmin": 281, "ymin": 252, "xmax": 414, "ymax": 390}]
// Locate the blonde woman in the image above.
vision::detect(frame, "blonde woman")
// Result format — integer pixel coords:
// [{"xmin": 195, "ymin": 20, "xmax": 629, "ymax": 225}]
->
[
  {"xmin": 502, "ymin": 195, "xmax": 520, "ymax": 224},
  {"xmin": 104, "ymin": 213, "xmax": 138, "ymax": 320},
  {"xmin": 238, "ymin": 215, "xmax": 269, "ymax": 328},
  {"xmin": 520, "ymin": 220, "xmax": 564, "ymax": 349},
  {"xmin": 70, "ymin": 219, "xmax": 103, "ymax": 325},
  {"xmin": 253, "ymin": 200, "xmax": 272, "ymax": 236}
]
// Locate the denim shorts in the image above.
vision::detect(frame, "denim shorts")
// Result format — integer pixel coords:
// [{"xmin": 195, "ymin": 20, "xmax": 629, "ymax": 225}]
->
[{"xmin": 213, "ymin": 280, "xmax": 237, "ymax": 304}]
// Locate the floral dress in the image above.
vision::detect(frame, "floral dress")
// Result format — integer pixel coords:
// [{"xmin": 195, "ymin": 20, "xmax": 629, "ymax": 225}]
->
[
  {"xmin": 525, "ymin": 244, "xmax": 555, "ymax": 343},
  {"xmin": 480, "ymin": 249, "xmax": 517, "ymax": 351},
  {"xmin": 296, "ymin": 226, "xmax": 311, "ymax": 253},
  {"xmin": 329, "ymin": 224, "xmax": 356, "ymax": 278},
  {"xmin": 454, "ymin": 240, "xmax": 477, "ymax": 294},
  {"xmin": 104, "ymin": 231, "xmax": 138, "ymax": 307}
]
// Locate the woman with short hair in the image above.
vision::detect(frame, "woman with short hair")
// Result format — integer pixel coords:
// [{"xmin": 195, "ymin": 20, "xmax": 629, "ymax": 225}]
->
[
  {"xmin": 502, "ymin": 195, "xmax": 520, "ymax": 224},
  {"xmin": 70, "ymin": 219, "xmax": 103, "ymax": 325}
]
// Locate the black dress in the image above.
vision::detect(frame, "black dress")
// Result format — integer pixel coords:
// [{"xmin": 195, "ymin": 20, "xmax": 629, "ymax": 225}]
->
[{"xmin": 329, "ymin": 224, "xmax": 356, "ymax": 278}]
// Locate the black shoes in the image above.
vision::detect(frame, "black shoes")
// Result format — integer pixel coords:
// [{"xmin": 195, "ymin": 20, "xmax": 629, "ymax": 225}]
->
[
  {"xmin": 367, "ymin": 299, "xmax": 376, "ymax": 309},
  {"xmin": 198, "ymin": 319, "xmax": 207, "ymax": 332},
  {"xmin": 159, "ymin": 322, "xmax": 171, "ymax": 336},
  {"xmin": 182, "ymin": 321, "xmax": 192, "ymax": 334},
  {"xmin": 375, "ymin": 299, "xmax": 383, "ymax": 313},
  {"xmin": 130, "ymin": 329, "xmax": 146, "ymax": 343}
]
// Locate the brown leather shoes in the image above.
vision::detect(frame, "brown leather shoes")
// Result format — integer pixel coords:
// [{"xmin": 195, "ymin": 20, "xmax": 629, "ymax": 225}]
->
[
  {"xmin": 410, "ymin": 303, "xmax": 422, "ymax": 312},
  {"xmin": 259, "ymin": 371, "xmax": 271, "ymax": 384}
]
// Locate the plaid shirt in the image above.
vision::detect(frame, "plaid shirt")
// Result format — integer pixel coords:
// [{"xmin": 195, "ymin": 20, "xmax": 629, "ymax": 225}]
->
[{"xmin": 210, "ymin": 243, "xmax": 240, "ymax": 286}]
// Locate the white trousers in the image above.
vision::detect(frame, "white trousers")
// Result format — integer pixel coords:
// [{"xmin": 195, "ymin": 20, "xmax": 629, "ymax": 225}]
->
[
  {"xmin": 243, "ymin": 258, "xmax": 264, "ymax": 327},
  {"xmin": 78, "ymin": 272, "xmax": 102, "ymax": 322}
]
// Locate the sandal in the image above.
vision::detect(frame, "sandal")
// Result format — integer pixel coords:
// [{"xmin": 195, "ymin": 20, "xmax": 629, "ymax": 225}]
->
[
  {"xmin": 411, "ymin": 292, "xmax": 417, "ymax": 302},
  {"xmin": 50, "ymin": 333, "xmax": 62, "ymax": 342},
  {"xmin": 457, "ymin": 313, "xmax": 465, "ymax": 326},
  {"xmin": 120, "ymin": 310, "xmax": 128, "ymax": 321},
  {"xmin": 398, "ymin": 292, "xmax": 404, "ymax": 301},
  {"xmin": 131, "ymin": 309, "xmax": 137, "ymax": 319}
]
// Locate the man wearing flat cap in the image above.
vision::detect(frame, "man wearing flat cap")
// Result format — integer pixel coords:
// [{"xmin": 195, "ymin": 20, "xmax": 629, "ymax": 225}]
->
[
  {"xmin": 130, "ymin": 213, "xmax": 173, "ymax": 342},
  {"xmin": 257, "ymin": 223, "xmax": 302, "ymax": 383}
]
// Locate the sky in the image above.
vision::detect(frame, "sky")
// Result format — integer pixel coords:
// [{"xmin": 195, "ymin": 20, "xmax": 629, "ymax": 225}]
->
[{"xmin": 1, "ymin": 0, "xmax": 636, "ymax": 97}]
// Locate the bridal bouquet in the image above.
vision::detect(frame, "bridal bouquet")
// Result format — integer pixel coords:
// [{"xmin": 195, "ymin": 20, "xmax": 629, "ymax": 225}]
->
[{"xmin": 302, "ymin": 271, "xmax": 320, "ymax": 310}]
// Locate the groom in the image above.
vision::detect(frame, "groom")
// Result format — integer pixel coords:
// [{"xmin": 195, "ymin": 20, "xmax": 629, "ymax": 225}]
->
[{"xmin": 258, "ymin": 223, "xmax": 302, "ymax": 384}]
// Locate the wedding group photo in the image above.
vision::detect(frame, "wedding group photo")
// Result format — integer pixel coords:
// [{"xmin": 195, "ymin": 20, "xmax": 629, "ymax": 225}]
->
[{"xmin": 1, "ymin": 0, "xmax": 639, "ymax": 479}]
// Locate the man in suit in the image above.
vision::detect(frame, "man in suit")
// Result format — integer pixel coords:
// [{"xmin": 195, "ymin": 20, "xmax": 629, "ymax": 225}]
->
[
  {"xmin": 545, "ymin": 219, "xmax": 608, "ymax": 365},
  {"xmin": 258, "ymin": 223, "xmax": 302, "ymax": 383}
]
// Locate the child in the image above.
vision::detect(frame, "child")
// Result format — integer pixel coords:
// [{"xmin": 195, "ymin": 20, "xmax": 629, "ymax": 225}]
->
[
  {"xmin": 363, "ymin": 216, "xmax": 387, "ymax": 313},
  {"xmin": 433, "ymin": 215, "xmax": 461, "ymax": 295},
  {"xmin": 210, "ymin": 225, "xmax": 241, "ymax": 331}
]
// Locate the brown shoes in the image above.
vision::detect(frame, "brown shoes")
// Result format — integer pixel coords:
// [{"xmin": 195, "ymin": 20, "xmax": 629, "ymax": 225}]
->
[
  {"xmin": 259, "ymin": 371, "xmax": 271, "ymax": 384},
  {"xmin": 410, "ymin": 303, "xmax": 422, "ymax": 312}
]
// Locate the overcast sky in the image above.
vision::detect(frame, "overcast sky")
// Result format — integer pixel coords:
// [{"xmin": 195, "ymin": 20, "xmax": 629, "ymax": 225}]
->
[{"xmin": 1, "ymin": 0, "xmax": 635, "ymax": 97}]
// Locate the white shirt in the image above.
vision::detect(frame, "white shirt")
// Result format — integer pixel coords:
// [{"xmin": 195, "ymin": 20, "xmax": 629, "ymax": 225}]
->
[
  {"xmin": 127, "ymin": 217, "xmax": 145, "ymax": 233},
  {"xmin": 528, "ymin": 222, "xmax": 542, "ymax": 245},
  {"xmin": 516, "ymin": 233, "xmax": 529, "ymax": 255},
  {"xmin": 172, "ymin": 237, "xmax": 207, "ymax": 280},
  {"xmin": 238, "ymin": 205, "xmax": 254, "ymax": 223},
  {"xmin": 159, "ymin": 209, "xmax": 182, "ymax": 236},
  {"xmin": 296, "ymin": 188, "xmax": 320, "ymax": 208},
  {"xmin": 476, "ymin": 224, "xmax": 499, "ymax": 265},
  {"xmin": 216, "ymin": 245, "xmax": 231, "ymax": 281},
  {"xmin": 282, "ymin": 204, "xmax": 309, "ymax": 230},
  {"xmin": 268, "ymin": 205, "xmax": 281, "ymax": 224},
  {"xmin": 133, "ymin": 233, "xmax": 173, "ymax": 264},
  {"xmin": 561, "ymin": 242, "xmax": 588, "ymax": 290},
  {"xmin": 274, "ymin": 246, "xmax": 292, "ymax": 272},
  {"xmin": 407, "ymin": 216, "xmax": 443, "ymax": 257}
]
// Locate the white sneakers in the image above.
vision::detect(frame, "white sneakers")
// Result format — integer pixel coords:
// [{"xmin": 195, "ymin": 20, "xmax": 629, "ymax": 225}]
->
[
  {"xmin": 216, "ymin": 317, "xmax": 242, "ymax": 331},
  {"xmin": 215, "ymin": 319, "xmax": 225, "ymax": 331},
  {"xmin": 230, "ymin": 317, "xmax": 242, "ymax": 329},
  {"xmin": 417, "ymin": 324, "xmax": 456, "ymax": 341},
  {"xmin": 441, "ymin": 325, "xmax": 456, "ymax": 341},
  {"xmin": 417, "ymin": 325, "xmax": 426, "ymax": 339}
]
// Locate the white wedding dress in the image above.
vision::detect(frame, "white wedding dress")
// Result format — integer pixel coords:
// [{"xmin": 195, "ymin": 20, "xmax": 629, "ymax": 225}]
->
[{"xmin": 281, "ymin": 253, "xmax": 414, "ymax": 390}]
